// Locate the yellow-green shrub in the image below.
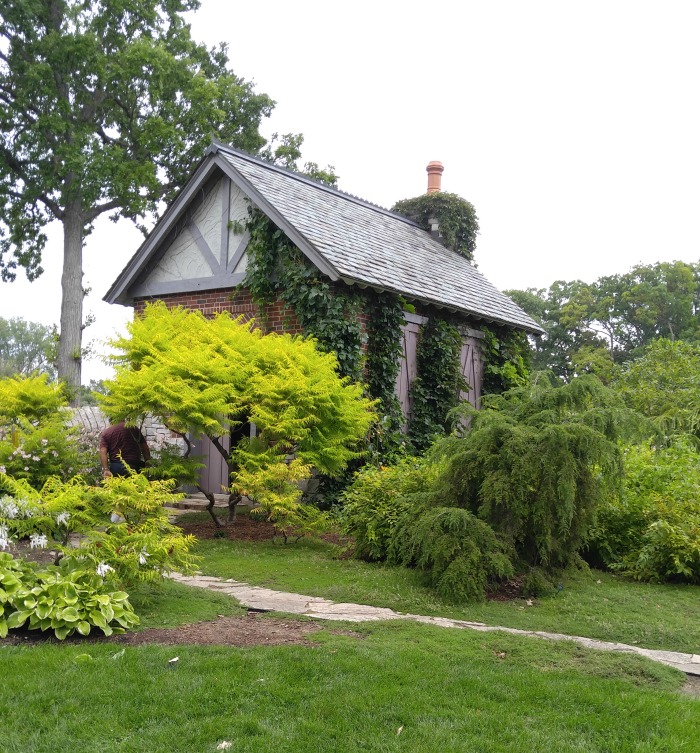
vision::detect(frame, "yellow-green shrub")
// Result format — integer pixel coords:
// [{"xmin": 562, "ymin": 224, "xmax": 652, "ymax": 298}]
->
[
  {"xmin": 0, "ymin": 471, "xmax": 198, "ymax": 586},
  {"xmin": 339, "ymin": 457, "xmax": 441, "ymax": 561},
  {"xmin": 100, "ymin": 302, "xmax": 376, "ymax": 529},
  {"xmin": 591, "ymin": 438, "xmax": 700, "ymax": 582}
]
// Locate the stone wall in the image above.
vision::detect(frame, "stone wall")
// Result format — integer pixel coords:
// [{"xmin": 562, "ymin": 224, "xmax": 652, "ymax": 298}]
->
[{"xmin": 68, "ymin": 407, "xmax": 184, "ymax": 453}]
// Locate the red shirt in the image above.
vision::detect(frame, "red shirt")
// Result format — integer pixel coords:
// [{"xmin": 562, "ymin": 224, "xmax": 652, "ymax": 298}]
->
[{"xmin": 100, "ymin": 422, "xmax": 146, "ymax": 467}]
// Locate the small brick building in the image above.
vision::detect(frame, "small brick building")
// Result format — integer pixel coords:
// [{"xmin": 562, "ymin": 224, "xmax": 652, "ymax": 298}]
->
[{"xmin": 105, "ymin": 144, "xmax": 541, "ymax": 492}]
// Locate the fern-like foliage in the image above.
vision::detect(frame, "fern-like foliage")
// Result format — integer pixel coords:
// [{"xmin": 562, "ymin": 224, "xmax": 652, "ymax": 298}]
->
[
  {"xmin": 100, "ymin": 302, "xmax": 376, "ymax": 529},
  {"xmin": 435, "ymin": 375, "xmax": 648, "ymax": 567},
  {"xmin": 389, "ymin": 507, "xmax": 514, "ymax": 602},
  {"xmin": 0, "ymin": 373, "xmax": 66, "ymax": 424}
]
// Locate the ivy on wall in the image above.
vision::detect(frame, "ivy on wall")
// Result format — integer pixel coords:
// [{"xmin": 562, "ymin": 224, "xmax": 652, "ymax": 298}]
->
[
  {"xmin": 481, "ymin": 325, "xmax": 531, "ymax": 395},
  {"xmin": 241, "ymin": 208, "xmax": 527, "ymax": 466},
  {"xmin": 408, "ymin": 317, "xmax": 467, "ymax": 451},
  {"xmin": 391, "ymin": 193, "xmax": 480, "ymax": 261},
  {"xmin": 245, "ymin": 209, "xmax": 365, "ymax": 381},
  {"xmin": 242, "ymin": 210, "xmax": 409, "ymax": 490},
  {"xmin": 364, "ymin": 293, "xmax": 407, "ymax": 459}
]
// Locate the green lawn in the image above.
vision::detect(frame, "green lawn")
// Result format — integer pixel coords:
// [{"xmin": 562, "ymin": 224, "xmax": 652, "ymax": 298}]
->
[
  {"xmin": 1, "ymin": 619, "xmax": 696, "ymax": 753},
  {"xmin": 194, "ymin": 535, "xmax": 700, "ymax": 654},
  {"xmin": 129, "ymin": 577, "xmax": 245, "ymax": 628},
  {"xmin": 3, "ymin": 535, "xmax": 698, "ymax": 752}
]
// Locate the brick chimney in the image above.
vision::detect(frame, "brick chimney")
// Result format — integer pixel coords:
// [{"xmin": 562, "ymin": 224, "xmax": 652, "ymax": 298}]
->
[{"xmin": 426, "ymin": 161, "xmax": 444, "ymax": 193}]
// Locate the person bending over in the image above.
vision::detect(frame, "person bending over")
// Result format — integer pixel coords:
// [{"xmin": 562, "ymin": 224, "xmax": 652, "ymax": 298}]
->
[{"xmin": 100, "ymin": 421, "xmax": 151, "ymax": 478}]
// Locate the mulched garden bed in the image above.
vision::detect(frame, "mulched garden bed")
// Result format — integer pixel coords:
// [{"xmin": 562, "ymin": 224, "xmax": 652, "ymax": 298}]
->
[
  {"xmin": 176, "ymin": 513, "xmax": 347, "ymax": 546},
  {"xmin": 178, "ymin": 513, "xmax": 278, "ymax": 542},
  {"xmin": 1, "ymin": 613, "xmax": 324, "ymax": 648}
]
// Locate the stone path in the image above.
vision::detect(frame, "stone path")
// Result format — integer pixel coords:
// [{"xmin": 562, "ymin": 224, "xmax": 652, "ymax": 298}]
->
[{"xmin": 170, "ymin": 573, "xmax": 700, "ymax": 676}]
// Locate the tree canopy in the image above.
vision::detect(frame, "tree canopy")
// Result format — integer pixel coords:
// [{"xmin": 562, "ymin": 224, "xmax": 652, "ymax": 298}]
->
[
  {"xmin": 434, "ymin": 375, "xmax": 647, "ymax": 568},
  {"xmin": 613, "ymin": 338, "xmax": 700, "ymax": 439},
  {"xmin": 0, "ymin": 317, "xmax": 56, "ymax": 378},
  {"xmin": 507, "ymin": 260, "xmax": 700, "ymax": 380},
  {"xmin": 0, "ymin": 0, "xmax": 277, "ymax": 391}
]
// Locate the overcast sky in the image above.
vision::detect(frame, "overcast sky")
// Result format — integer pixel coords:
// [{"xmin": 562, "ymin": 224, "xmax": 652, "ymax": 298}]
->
[{"xmin": 2, "ymin": 0, "xmax": 699, "ymax": 383}]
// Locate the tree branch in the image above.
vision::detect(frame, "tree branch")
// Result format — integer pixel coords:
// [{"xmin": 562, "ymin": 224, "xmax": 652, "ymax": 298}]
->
[
  {"xmin": 36, "ymin": 193, "xmax": 63, "ymax": 220},
  {"xmin": 84, "ymin": 198, "xmax": 123, "ymax": 222},
  {"xmin": 209, "ymin": 435, "xmax": 230, "ymax": 463},
  {"xmin": 96, "ymin": 126, "xmax": 128, "ymax": 150},
  {"xmin": 78, "ymin": 87, "xmax": 107, "ymax": 125}
]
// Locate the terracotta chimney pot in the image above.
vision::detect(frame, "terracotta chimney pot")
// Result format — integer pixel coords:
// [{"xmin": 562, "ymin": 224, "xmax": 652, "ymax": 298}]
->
[{"xmin": 426, "ymin": 161, "xmax": 444, "ymax": 194}]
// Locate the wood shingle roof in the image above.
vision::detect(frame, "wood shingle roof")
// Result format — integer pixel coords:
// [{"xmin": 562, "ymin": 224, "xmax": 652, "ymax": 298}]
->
[{"xmin": 105, "ymin": 144, "xmax": 543, "ymax": 334}]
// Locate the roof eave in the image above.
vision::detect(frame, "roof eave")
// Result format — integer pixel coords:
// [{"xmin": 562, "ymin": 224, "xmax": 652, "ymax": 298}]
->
[
  {"xmin": 212, "ymin": 153, "xmax": 340, "ymax": 282},
  {"xmin": 340, "ymin": 276, "xmax": 544, "ymax": 335},
  {"xmin": 103, "ymin": 147, "xmax": 343, "ymax": 307}
]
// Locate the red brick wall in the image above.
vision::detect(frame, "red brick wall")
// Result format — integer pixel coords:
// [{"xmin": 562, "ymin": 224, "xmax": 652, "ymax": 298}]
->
[
  {"xmin": 132, "ymin": 288, "xmax": 481, "ymax": 348},
  {"xmin": 133, "ymin": 288, "xmax": 303, "ymax": 335}
]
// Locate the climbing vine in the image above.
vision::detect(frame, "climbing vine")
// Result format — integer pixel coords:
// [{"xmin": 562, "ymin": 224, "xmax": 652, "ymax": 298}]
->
[
  {"xmin": 391, "ymin": 192, "xmax": 480, "ymax": 261},
  {"xmin": 409, "ymin": 317, "xmax": 467, "ymax": 451},
  {"xmin": 243, "ymin": 211, "xmax": 415, "ymax": 469},
  {"xmin": 244, "ymin": 209, "xmax": 365, "ymax": 380},
  {"xmin": 242, "ymin": 209, "xmax": 518, "ymax": 468},
  {"xmin": 481, "ymin": 325, "xmax": 531, "ymax": 395},
  {"xmin": 364, "ymin": 293, "xmax": 407, "ymax": 460}
]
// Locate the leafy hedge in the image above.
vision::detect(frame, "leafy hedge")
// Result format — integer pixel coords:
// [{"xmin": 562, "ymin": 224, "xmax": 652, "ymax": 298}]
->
[
  {"xmin": 591, "ymin": 438, "xmax": 700, "ymax": 583},
  {"xmin": 339, "ymin": 457, "xmax": 441, "ymax": 561}
]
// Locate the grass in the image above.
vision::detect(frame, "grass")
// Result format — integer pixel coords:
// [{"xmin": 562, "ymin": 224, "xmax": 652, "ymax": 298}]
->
[
  {"xmin": 192, "ymin": 532, "xmax": 700, "ymax": 654},
  {"xmin": 1, "ymin": 618, "xmax": 697, "ymax": 753},
  {"xmin": 128, "ymin": 577, "xmax": 245, "ymax": 629}
]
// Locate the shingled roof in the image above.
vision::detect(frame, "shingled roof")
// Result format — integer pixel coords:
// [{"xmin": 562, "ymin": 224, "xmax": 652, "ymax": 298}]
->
[{"xmin": 105, "ymin": 144, "xmax": 542, "ymax": 334}]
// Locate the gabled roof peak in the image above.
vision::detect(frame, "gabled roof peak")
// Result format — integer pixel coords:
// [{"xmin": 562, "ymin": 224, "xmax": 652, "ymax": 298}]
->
[
  {"xmin": 208, "ymin": 140, "xmax": 421, "ymax": 228},
  {"xmin": 105, "ymin": 140, "xmax": 543, "ymax": 334}
]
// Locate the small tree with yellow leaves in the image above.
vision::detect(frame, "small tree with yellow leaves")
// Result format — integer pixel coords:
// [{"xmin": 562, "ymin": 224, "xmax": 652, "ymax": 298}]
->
[{"xmin": 100, "ymin": 302, "xmax": 376, "ymax": 534}]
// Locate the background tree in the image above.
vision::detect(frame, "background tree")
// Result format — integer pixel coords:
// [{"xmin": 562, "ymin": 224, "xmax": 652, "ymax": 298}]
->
[
  {"xmin": 589, "ymin": 261, "xmax": 700, "ymax": 359},
  {"xmin": 76, "ymin": 379, "xmax": 107, "ymax": 406},
  {"xmin": 507, "ymin": 260, "xmax": 700, "ymax": 380},
  {"xmin": 260, "ymin": 132, "xmax": 339, "ymax": 187},
  {"xmin": 506, "ymin": 281, "xmax": 606, "ymax": 380},
  {"xmin": 613, "ymin": 338, "xmax": 700, "ymax": 439},
  {"xmin": 0, "ymin": 0, "xmax": 278, "ymax": 392},
  {"xmin": 0, "ymin": 317, "xmax": 56, "ymax": 378}
]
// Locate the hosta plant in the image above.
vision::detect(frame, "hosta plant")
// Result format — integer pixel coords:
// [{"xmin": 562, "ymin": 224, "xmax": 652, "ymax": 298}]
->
[{"xmin": 0, "ymin": 553, "xmax": 138, "ymax": 640}]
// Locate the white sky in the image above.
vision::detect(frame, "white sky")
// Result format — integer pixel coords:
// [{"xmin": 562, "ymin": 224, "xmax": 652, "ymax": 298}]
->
[{"xmin": 1, "ymin": 0, "xmax": 699, "ymax": 382}]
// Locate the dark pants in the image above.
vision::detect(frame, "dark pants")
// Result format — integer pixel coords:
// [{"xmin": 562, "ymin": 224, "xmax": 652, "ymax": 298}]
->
[{"xmin": 109, "ymin": 460, "xmax": 144, "ymax": 477}]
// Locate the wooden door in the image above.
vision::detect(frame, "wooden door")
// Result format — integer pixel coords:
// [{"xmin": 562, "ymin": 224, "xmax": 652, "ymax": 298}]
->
[
  {"xmin": 395, "ymin": 313, "xmax": 427, "ymax": 423},
  {"xmin": 190, "ymin": 434, "xmax": 231, "ymax": 494},
  {"xmin": 459, "ymin": 331, "xmax": 484, "ymax": 409}
]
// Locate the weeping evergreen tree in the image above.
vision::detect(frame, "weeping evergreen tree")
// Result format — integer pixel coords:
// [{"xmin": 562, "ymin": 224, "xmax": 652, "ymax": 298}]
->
[{"xmin": 435, "ymin": 374, "xmax": 650, "ymax": 568}]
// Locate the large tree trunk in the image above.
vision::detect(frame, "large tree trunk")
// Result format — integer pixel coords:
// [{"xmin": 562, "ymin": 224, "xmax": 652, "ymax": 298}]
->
[{"xmin": 58, "ymin": 200, "xmax": 84, "ymax": 397}]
